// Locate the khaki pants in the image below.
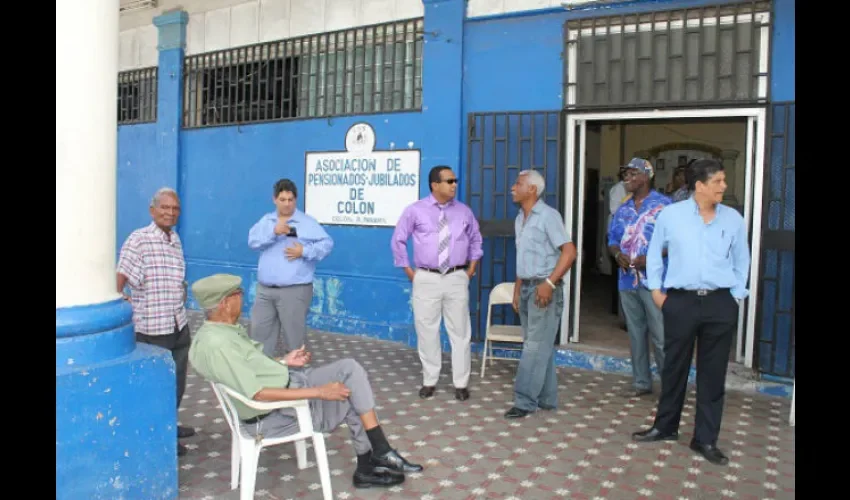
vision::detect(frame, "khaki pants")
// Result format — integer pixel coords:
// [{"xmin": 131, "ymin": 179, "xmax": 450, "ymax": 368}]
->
[{"xmin": 411, "ymin": 269, "xmax": 472, "ymax": 388}]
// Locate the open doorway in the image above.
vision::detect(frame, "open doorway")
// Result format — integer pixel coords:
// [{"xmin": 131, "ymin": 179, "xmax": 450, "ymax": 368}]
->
[{"xmin": 561, "ymin": 108, "xmax": 766, "ymax": 370}]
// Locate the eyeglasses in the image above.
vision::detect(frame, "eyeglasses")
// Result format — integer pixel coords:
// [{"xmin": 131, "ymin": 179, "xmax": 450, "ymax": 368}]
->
[{"xmin": 442, "ymin": 179, "xmax": 458, "ymax": 185}]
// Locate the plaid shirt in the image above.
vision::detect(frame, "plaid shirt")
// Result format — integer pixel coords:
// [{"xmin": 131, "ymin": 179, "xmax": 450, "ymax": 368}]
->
[{"xmin": 117, "ymin": 222, "xmax": 188, "ymax": 336}]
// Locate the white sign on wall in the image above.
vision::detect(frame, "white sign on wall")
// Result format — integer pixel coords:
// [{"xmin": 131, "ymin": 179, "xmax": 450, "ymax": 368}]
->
[{"xmin": 304, "ymin": 122, "xmax": 421, "ymax": 227}]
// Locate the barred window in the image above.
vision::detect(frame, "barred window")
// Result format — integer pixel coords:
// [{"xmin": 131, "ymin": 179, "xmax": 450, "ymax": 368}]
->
[
  {"xmin": 564, "ymin": 1, "xmax": 771, "ymax": 109},
  {"xmin": 118, "ymin": 67, "xmax": 158, "ymax": 124},
  {"xmin": 183, "ymin": 18, "xmax": 423, "ymax": 129}
]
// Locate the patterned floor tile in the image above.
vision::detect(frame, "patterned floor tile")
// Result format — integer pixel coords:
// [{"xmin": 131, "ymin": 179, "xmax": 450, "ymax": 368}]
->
[{"xmin": 177, "ymin": 313, "xmax": 794, "ymax": 499}]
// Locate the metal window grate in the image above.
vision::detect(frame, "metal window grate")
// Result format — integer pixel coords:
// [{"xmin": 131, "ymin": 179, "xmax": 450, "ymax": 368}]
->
[
  {"xmin": 564, "ymin": 1, "xmax": 771, "ymax": 109},
  {"xmin": 117, "ymin": 67, "xmax": 158, "ymax": 125},
  {"xmin": 466, "ymin": 111, "xmax": 563, "ymax": 341},
  {"xmin": 755, "ymin": 101, "xmax": 794, "ymax": 379},
  {"xmin": 182, "ymin": 18, "xmax": 424, "ymax": 129}
]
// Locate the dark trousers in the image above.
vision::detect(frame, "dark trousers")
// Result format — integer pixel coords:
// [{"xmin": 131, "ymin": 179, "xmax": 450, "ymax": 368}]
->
[
  {"xmin": 136, "ymin": 324, "xmax": 191, "ymax": 408},
  {"xmin": 653, "ymin": 289, "xmax": 737, "ymax": 446}
]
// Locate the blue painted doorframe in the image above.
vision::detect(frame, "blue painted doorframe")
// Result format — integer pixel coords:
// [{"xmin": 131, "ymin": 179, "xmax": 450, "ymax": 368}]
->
[{"xmin": 755, "ymin": 101, "xmax": 795, "ymax": 379}]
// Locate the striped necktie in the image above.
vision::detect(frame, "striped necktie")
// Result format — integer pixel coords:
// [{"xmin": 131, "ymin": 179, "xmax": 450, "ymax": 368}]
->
[{"xmin": 438, "ymin": 205, "xmax": 450, "ymax": 274}]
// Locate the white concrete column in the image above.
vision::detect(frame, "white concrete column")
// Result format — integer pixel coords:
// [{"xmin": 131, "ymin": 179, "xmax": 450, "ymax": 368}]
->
[{"xmin": 56, "ymin": 0, "xmax": 120, "ymax": 309}]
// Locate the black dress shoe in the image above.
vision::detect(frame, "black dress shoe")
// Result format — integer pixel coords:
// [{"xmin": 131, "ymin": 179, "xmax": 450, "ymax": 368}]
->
[
  {"xmin": 631, "ymin": 427, "xmax": 679, "ymax": 442},
  {"xmin": 177, "ymin": 443, "xmax": 188, "ymax": 457},
  {"xmin": 620, "ymin": 388, "xmax": 652, "ymax": 398},
  {"xmin": 371, "ymin": 449, "xmax": 424, "ymax": 475},
  {"xmin": 419, "ymin": 386, "xmax": 435, "ymax": 399},
  {"xmin": 690, "ymin": 441, "xmax": 729, "ymax": 465},
  {"xmin": 455, "ymin": 388, "xmax": 470, "ymax": 401},
  {"xmin": 353, "ymin": 469, "xmax": 405, "ymax": 488},
  {"xmin": 178, "ymin": 425, "xmax": 196, "ymax": 438},
  {"xmin": 504, "ymin": 407, "xmax": 531, "ymax": 419}
]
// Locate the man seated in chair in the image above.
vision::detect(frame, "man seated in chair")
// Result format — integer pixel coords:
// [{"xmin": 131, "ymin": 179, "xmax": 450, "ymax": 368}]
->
[{"xmin": 188, "ymin": 273, "xmax": 423, "ymax": 488}]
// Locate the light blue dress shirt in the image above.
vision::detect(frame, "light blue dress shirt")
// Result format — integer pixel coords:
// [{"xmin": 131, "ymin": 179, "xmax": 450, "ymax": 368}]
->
[
  {"xmin": 248, "ymin": 209, "xmax": 334, "ymax": 287},
  {"xmin": 646, "ymin": 198, "xmax": 751, "ymax": 299},
  {"xmin": 515, "ymin": 199, "xmax": 571, "ymax": 279}
]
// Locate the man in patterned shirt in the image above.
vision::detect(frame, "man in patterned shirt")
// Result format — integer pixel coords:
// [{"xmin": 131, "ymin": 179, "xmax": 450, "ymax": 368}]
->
[
  {"xmin": 608, "ymin": 158, "xmax": 672, "ymax": 397},
  {"xmin": 116, "ymin": 187, "xmax": 194, "ymax": 456}
]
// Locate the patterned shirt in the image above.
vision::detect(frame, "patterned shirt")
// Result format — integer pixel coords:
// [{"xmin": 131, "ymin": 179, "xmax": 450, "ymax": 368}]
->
[
  {"xmin": 607, "ymin": 190, "xmax": 671, "ymax": 291},
  {"xmin": 515, "ymin": 199, "xmax": 571, "ymax": 279},
  {"xmin": 117, "ymin": 222, "xmax": 188, "ymax": 335}
]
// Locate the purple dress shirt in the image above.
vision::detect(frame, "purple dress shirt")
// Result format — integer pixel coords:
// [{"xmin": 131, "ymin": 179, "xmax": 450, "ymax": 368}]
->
[{"xmin": 391, "ymin": 195, "xmax": 483, "ymax": 269}]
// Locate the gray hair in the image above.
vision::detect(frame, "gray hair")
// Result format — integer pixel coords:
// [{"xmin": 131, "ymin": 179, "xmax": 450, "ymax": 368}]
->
[
  {"xmin": 518, "ymin": 170, "xmax": 545, "ymax": 199},
  {"xmin": 150, "ymin": 187, "xmax": 179, "ymax": 208}
]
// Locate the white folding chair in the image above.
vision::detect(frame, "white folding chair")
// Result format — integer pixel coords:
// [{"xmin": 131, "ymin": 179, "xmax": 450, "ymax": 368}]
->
[
  {"xmin": 209, "ymin": 382, "xmax": 332, "ymax": 500},
  {"xmin": 789, "ymin": 379, "xmax": 795, "ymax": 426},
  {"xmin": 480, "ymin": 282, "xmax": 525, "ymax": 378}
]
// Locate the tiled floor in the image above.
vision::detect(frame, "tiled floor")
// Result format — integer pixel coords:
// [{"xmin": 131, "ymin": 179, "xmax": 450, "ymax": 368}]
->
[{"xmin": 177, "ymin": 314, "xmax": 794, "ymax": 499}]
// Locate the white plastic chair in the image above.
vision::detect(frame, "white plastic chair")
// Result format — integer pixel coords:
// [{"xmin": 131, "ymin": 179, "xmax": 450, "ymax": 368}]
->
[
  {"xmin": 209, "ymin": 382, "xmax": 333, "ymax": 500},
  {"xmin": 480, "ymin": 282, "xmax": 525, "ymax": 377}
]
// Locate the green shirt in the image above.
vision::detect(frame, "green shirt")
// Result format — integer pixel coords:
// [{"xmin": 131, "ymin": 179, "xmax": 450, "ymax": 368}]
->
[{"xmin": 188, "ymin": 321, "xmax": 290, "ymax": 420}]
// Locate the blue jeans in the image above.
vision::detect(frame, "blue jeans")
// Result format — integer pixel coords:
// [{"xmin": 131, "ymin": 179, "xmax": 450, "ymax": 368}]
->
[
  {"xmin": 513, "ymin": 280, "xmax": 564, "ymax": 411},
  {"xmin": 619, "ymin": 288, "xmax": 665, "ymax": 391}
]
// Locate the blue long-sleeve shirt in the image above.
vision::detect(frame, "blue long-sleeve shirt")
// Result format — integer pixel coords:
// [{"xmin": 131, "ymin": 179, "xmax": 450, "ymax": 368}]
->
[
  {"xmin": 646, "ymin": 198, "xmax": 751, "ymax": 300},
  {"xmin": 248, "ymin": 209, "xmax": 334, "ymax": 286}
]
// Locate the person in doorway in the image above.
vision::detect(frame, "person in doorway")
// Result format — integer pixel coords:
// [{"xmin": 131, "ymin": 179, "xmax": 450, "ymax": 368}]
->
[
  {"xmin": 632, "ymin": 158, "xmax": 751, "ymax": 466},
  {"xmin": 116, "ymin": 187, "xmax": 194, "ymax": 456},
  {"xmin": 391, "ymin": 165, "xmax": 483, "ymax": 401},
  {"xmin": 504, "ymin": 170, "xmax": 577, "ymax": 419},
  {"xmin": 248, "ymin": 179, "xmax": 333, "ymax": 358},
  {"xmin": 188, "ymin": 273, "xmax": 423, "ymax": 488},
  {"xmin": 607, "ymin": 158, "xmax": 671, "ymax": 398},
  {"xmin": 666, "ymin": 165, "xmax": 690, "ymax": 202}
]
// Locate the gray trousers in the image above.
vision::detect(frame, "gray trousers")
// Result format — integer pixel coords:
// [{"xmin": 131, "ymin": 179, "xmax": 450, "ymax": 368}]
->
[
  {"xmin": 250, "ymin": 283, "xmax": 313, "ymax": 357},
  {"xmin": 242, "ymin": 359, "xmax": 375, "ymax": 455},
  {"xmin": 513, "ymin": 280, "xmax": 563, "ymax": 411},
  {"xmin": 620, "ymin": 288, "xmax": 665, "ymax": 391}
]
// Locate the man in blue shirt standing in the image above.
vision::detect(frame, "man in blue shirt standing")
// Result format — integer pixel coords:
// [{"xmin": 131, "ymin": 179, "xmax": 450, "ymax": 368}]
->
[
  {"xmin": 248, "ymin": 179, "xmax": 334, "ymax": 357},
  {"xmin": 632, "ymin": 159, "xmax": 750, "ymax": 466},
  {"xmin": 608, "ymin": 158, "xmax": 671, "ymax": 398},
  {"xmin": 505, "ymin": 170, "xmax": 577, "ymax": 419}
]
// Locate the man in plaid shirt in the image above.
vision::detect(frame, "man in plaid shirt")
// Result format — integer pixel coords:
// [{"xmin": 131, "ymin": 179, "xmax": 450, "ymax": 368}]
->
[{"xmin": 117, "ymin": 187, "xmax": 194, "ymax": 456}]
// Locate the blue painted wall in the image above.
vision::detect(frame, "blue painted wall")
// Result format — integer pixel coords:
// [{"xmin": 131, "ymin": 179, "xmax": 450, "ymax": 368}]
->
[
  {"xmin": 463, "ymin": 12, "xmax": 567, "ymax": 114},
  {"xmin": 770, "ymin": 0, "xmax": 795, "ymax": 101}
]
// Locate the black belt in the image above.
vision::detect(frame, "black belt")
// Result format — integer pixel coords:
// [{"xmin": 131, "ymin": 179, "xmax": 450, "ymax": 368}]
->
[
  {"xmin": 419, "ymin": 264, "xmax": 468, "ymax": 274},
  {"xmin": 243, "ymin": 412, "xmax": 273, "ymax": 425},
  {"xmin": 668, "ymin": 288, "xmax": 729, "ymax": 296}
]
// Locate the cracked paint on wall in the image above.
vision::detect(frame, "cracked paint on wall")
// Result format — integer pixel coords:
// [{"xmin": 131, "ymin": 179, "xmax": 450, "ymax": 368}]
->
[
  {"xmin": 325, "ymin": 277, "xmax": 345, "ymax": 316},
  {"xmin": 311, "ymin": 277, "xmax": 325, "ymax": 314}
]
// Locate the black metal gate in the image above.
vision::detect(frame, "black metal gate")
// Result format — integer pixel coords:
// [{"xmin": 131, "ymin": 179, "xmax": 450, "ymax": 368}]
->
[
  {"xmin": 754, "ymin": 101, "xmax": 795, "ymax": 378},
  {"xmin": 466, "ymin": 111, "xmax": 562, "ymax": 341}
]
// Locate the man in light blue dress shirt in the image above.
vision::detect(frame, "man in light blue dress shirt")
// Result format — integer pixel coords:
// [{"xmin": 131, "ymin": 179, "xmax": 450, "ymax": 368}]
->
[
  {"xmin": 248, "ymin": 179, "xmax": 334, "ymax": 357},
  {"xmin": 631, "ymin": 159, "xmax": 750, "ymax": 467}
]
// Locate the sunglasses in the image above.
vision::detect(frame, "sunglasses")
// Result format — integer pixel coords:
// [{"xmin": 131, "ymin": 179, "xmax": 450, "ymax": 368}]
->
[{"xmin": 442, "ymin": 179, "xmax": 458, "ymax": 185}]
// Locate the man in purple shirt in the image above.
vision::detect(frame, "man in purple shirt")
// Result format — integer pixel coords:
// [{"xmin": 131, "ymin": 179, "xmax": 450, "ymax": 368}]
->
[{"xmin": 391, "ymin": 166, "xmax": 483, "ymax": 401}]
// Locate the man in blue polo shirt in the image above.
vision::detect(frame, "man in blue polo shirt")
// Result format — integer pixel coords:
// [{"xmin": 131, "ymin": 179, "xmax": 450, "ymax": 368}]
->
[{"xmin": 608, "ymin": 158, "xmax": 671, "ymax": 398}]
